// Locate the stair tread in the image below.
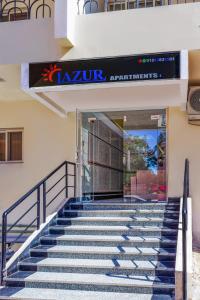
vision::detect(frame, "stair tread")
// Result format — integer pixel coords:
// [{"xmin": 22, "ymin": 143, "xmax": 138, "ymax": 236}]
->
[
  {"xmin": 49, "ymin": 224, "xmax": 178, "ymax": 231},
  {"xmin": 31, "ymin": 245, "xmax": 176, "ymax": 255},
  {"xmin": 19, "ymin": 257, "xmax": 175, "ymax": 270},
  {"xmin": 71, "ymin": 202, "xmax": 178, "ymax": 206},
  {"xmin": 57, "ymin": 216, "xmax": 178, "ymax": 222},
  {"xmin": 7, "ymin": 271, "xmax": 175, "ymax": 288},
  {"xmin": 0, "ymin": 287, "xmax": 174, "ymax": 300},
  {"xmin": 41, "ymin": 234, "xmax": 177, "ymax": 243},
  {"xmin": 65, "ymin": 209, "xmax": 179, "ymax": 214},
  {"xmin": 2, "ymin": 198, "xmax": 179, "ymax": 298}
]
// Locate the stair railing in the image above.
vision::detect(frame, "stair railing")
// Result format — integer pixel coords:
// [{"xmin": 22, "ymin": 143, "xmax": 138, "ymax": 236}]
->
[
  {"xmin": 182, "ymin": 158, "xmax": 189, "ymax": 300},
  {"xmin": 0, "ymin": 160, "xmax": 76, "ymax": 285}
]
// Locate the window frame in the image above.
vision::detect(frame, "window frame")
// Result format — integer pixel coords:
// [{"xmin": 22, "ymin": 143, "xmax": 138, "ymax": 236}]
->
[
  {"xmin": 0, "ymin": 128, "xmax": 24, "ymax": 164},
  {"xmin": 1, "ymin": 7, "xmax": 29, "ymax": 22}
]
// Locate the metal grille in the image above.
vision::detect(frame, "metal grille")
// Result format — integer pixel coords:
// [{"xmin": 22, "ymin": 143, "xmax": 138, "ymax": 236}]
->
[
  {"xmin": 190, "ymin": 90, "xmax": 200, "ymax": 112},
  {"xmin": 0, "ymin": 0, "xmax": 54, "ymax": 22},
  {"xmin": 77, "ymin": 0, "xmax": 200, "ymax": 14}
]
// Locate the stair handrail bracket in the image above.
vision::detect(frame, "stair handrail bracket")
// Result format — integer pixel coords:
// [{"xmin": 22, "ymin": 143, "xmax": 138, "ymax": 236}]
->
[
  {"xmin": 0, "ymin": 160, "xmax": 76, "ymax": 285},
  {"xmin": 178, "ymin": 158, "xmax": 192, "ymax": 300},
  {"xmin": 182, "ymin": 159, "xmax": 189, "ymax": 300}
]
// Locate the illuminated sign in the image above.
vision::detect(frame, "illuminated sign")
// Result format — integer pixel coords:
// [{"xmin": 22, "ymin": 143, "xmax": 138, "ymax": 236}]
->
[{"xmin": 29, "ymin": 52, "xmax": 180, "ymax": 88}]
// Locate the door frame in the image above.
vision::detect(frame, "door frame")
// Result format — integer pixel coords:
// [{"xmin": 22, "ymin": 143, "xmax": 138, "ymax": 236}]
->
[{"xmin": 76, "ymin": 107, "xmax": 169, "ymax": 201}]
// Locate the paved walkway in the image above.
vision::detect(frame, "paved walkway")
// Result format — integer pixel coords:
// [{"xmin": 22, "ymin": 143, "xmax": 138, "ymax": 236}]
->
[{"xmin": 193, "ymin": 247, "xmax": 200, "ymax": 300}]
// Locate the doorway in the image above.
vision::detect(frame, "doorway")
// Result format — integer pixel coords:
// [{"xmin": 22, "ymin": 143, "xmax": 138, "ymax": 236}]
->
[{"xmin": 77, "ymin": 109, "xmax": 167, "ymax": 201}]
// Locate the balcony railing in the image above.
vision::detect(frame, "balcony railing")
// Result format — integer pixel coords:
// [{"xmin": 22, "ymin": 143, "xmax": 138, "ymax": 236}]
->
[
  {"xmin": 0, "ymin": 0, "xmax": 54, "ymax": 22},
  {"xmin": 77, "ymin": 0, "xmax": 200, "ymax": 14}
]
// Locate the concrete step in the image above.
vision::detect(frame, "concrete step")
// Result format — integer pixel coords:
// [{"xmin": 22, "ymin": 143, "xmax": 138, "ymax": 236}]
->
[
  {"xmin": 55, "ymin": 216, "xmax": 179, "ymax": 227},
  {"xmin": 63, "ymin": 209, "xmax": 179, "ymax": 218},
  {"xmin": 30, "ymin": 245, "xmax": 176, "ymax": 261},
  {"xmin": 81, "ymin": 198, "xmax": 166, "ymax": 203},
  {"xmin": 0, "ymin": 287, "xmax": 175, "ymax": 300},
  {"xmin": 40, "ymin": 234, "xmax": 177, "ymax": 248},
  {"xmin": 6, "ymin": 271, "xmax": 175, "ymax": 294},
  {"xmin": 49, "ymin": 224, "xmax": 178, "ymax": 237},
  {"xmin": 18, "ymin": 257, "xmax": 175, "ymax": 276},
  {"xmin": 0, "ymin": 197, "xmax": 178, "ymax": 299},
  {"xmin": 69, "ymin": 202, "xmax": 179, "ymax": 211}
]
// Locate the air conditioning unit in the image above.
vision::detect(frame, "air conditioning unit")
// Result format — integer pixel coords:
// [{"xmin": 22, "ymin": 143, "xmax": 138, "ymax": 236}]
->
[{"xmin": 187, "ymin": 86, "xmax": 200, "ymax": 125}]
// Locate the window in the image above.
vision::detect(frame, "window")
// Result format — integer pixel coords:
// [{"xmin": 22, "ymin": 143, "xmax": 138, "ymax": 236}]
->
[
  {"xmin": 0, "ymin": 12, "xmax": 29, "ymax": 22},
  {"xmin": 0, "ymin": 129, "xmax": 23, "ymax": 163}
]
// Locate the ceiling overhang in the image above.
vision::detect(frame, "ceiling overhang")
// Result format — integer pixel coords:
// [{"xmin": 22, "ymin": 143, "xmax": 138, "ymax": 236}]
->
[{"xmin": 21, "ymin": 50, "xmax": 188, "ymax": 117}]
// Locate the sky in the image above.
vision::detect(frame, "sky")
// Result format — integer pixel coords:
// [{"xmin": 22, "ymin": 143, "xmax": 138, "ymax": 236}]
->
[{"xmin": 125, "ymin": 129, "xmax": 160, "ymax": 149}]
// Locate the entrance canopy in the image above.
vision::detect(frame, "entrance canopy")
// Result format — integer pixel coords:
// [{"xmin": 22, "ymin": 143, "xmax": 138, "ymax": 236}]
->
[{"xmin": 22, "ymin": 50, "xmax": 188, "ymax": 117}]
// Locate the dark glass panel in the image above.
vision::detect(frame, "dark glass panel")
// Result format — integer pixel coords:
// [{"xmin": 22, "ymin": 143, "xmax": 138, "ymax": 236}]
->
[{"xmin": 8, "ymin": 132, "xmax": 22, "ymax": 161}]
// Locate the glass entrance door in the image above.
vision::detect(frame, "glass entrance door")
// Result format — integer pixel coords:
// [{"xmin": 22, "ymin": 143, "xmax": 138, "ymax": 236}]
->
[
  {"xmin": 79, "ymin": 112, "xmax": 123, "ymax": 200},
  {"xmin": 78, "ymin": 109, "xmax": 167, "ymax": 201},
  {"xmin": 123, "ymin": 126, "xmax": 166, "ymax": 200}
]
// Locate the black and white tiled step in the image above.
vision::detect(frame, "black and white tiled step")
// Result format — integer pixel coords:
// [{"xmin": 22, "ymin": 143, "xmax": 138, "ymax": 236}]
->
[
  {"xmin": 55, "ymin": 216, "xmax": 179, "ymax": 228},
  {"xmin": 48, "ymin": 224, "xmax": 178, "ymax": 237},
  {"xmin": 1, "ymin": 198, "xmax": 179, "ymax": 299},
  {"xmin": 5, "ymin": 271, "xmax": 175, "ymax": 294},
  {"xmin": 68, "ymin": 202, "xmax": 180, "ymax": 211},
  {"xmin": 0, "ymin": 287, "xmax": 175, "ymax": 300},
  {"xmin": 62, "ymin": 209, "xmax": 179, "ymax": 218},
  {"xmin": 30, "ymin": 245, "xmax": 176, "ymax": 261},
  {"xmin": 40, "ymin": 234, "xmax": 177, "ymax": 248},
  {"xmin": 18, "ymin": 257, "xmax": 175, "ymax": 277}
]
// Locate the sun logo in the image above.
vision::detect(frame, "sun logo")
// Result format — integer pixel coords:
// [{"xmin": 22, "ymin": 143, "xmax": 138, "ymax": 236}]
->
[{"xmin": 41, "ymin": 64, "xmax": 62, "ymax": 83}]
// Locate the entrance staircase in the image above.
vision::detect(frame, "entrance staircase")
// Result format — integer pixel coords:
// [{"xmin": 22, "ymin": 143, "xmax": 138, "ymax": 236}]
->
[{"xmin": 0, "ymin": 198, "xmax": 180, "ymax": 300}]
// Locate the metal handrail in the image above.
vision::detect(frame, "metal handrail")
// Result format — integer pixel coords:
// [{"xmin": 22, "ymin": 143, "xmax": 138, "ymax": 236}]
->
[
  {"xmin": 0, "ymin": 160, "xmax": 76, "ymax": 285},
  {"xmin": 182, "ymin": 158, "xmax": 189, "ymax": 300},
  {"xmin": 0, "ymin": 0, "xmax": 54, "ymax": 22},
  {"xmin": 77, "ymin": 0, "xmax": 200, "ymax": 14}
]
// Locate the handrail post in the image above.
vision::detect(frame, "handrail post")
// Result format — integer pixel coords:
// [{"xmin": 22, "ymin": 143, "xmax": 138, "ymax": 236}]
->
[
  {"xmin": 104, "ymin": 0, "xmax": 108, "ymax": 11},
  {"xmin": 37, "ymin": 186, "xmax": 41, "ymax": 230},
  {"xmin": 1, "ymin": 213, "xmax": 7, "ymax": 285},
  {"xmin": 65, "ymin": 162, "xmax": 68, "ymax": 198},
  {"xmin": 182, "ymin": 158, "xmax": 189, "ymax": 300},
  {"xmin": 43, "ymin": 182, "xmax": 46, "ymax": 223},
  {"xmin": 0, "ymin": 159, "xmax": 73, "ymax": 285},
  {"xmin": 0, "ymin": 160, "xmax": 76, "ymax": 286},
  {"xmin": 77, "ymin": 0, "xmax": 80, "ymax": 15},
  {"xmin": 0, "ymin": 1, "xmax": 2, "ymax": 22},
  {"xmin": 74, "ymin": 163, "xmax": 77, "ymax": 198}
]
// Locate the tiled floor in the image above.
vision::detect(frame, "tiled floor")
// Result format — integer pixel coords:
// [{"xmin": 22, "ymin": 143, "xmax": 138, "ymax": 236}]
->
[{"xmin": 192, "ymin": 248, "xmax": 200, "ymax": 300}]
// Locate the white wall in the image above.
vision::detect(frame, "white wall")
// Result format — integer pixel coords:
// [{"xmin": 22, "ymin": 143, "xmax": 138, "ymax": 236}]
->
[
  {"xmin": 0, "ymin": 102, "xmax": 200, "ymax": 245},
  {"xmin": 55, "ymin": 0, "xmax": 77, "ymax": 46},
  {"xmin": 44, "ymin": 82, "xmax": 187, "ymax": 112},
  {"xmin": 0, "ymin": 101, "xmax": 76, "ymax": 214},
  {"xmin": 0, "ymin": 19, "xmax": 64, "ymax": 64},
  {"xmin": 168, "ymin": 107, "xmax": 200, "ymax": 245},
  {"xmin": 62, "ymin": 3, "xmax": 200, "ymax": 60}
]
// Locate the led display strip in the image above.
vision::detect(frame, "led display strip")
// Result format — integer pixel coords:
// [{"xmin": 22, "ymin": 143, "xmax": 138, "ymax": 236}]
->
[{"xmin": 29, "ymin": 52, "xmax": 180, "ymax": 88}]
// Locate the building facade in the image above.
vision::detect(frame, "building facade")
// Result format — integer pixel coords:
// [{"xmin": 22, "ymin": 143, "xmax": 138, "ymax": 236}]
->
[
  {"xmin": 0, "ymin": 1, "xmax": 199, "ymax": 298},
  {"xmin": 0, "ymin": 0, "xmax": 200, "ymax": 243}
]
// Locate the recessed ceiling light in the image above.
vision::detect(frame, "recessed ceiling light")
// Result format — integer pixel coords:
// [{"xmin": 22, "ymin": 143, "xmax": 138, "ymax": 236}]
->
[{"xmin": 124, "ymin": 116, "xmax": 127, "ymax": 122}]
